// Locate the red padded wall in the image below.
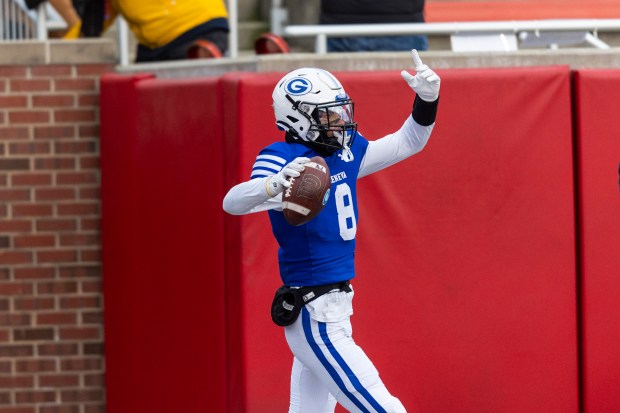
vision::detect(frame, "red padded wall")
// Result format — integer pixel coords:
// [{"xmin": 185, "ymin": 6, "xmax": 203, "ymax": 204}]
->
[
  {"xmin": 351, "ymin": 66, "xmax": 577, "ymax": 413},
  {"xmin": 100, "ymin": 73, "xmax": 154, "ymax": 413},
  {"xmin": 574, "ymin": 70, "xmax": 620, "ymax": 413},
  {"xmin": 222, "ymin": 73, "xmax": 291, "ymax": 413},
  {"xmin": 223, "ymin": 67, "xmax": 578, "ymax": 413},
  {"xmin": 101, "ymin": 76, "xmax": 227, "ymax": 413}
]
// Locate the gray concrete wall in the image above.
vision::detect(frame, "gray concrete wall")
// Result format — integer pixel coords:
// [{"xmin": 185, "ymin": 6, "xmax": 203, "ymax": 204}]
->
[
  {"xmin": 118, "ymin": 47, "xmax": 620, "ymax": 79},
  {"xmin": 3, "ymin": 38, "xmax": 620, "ymax": 75}
]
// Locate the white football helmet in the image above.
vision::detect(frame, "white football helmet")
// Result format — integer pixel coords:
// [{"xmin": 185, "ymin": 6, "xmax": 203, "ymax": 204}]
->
[{"xmin": 272, "ymin": 67, "xmax": 357, "ymax": 153}]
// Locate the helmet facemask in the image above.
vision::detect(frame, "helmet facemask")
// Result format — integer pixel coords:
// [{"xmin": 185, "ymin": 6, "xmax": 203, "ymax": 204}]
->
[{"xmin": 306, "ymin": 98, "xmax": 357, "ymax": 153}]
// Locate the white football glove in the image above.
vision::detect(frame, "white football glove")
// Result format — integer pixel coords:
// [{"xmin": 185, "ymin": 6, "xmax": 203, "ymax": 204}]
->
[
  {"xmin": 265, "ymin": 157, "xmax": 311, "ymax": 197},
  {"xmin": 401, "ymin": 49, "xmax": 441, "ymax": 102}
]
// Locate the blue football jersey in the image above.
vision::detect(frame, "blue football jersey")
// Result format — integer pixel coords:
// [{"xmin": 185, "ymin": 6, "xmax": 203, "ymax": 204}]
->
[{"xmin": 250, "ymin": 134, "xmax": 370, "ymax": 287}]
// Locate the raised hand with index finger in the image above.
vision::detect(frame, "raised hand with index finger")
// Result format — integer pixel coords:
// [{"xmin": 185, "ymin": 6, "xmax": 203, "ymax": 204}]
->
[{"xmin": 401, "ymin": 49, "xmax": 441, "ymax": 102}]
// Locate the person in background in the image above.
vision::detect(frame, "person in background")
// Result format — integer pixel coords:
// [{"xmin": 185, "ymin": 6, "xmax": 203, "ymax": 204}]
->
[
  {"xmin": 25, "ymin": 0, "xmax": 109, "ymax": 39},
  {"xmin": 106, "ymin": 0, "xmax": 229, "ymax": 62},
  {"xmin": 320, "ymin": 0, "xmax": 428, "ymax": 52},
  {"xmin": 25, "ymin": 0, "xmax": 82, "ymax": 38}
]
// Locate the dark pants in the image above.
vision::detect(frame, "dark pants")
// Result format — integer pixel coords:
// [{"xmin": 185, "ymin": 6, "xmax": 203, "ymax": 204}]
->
[
  {"xmin": 327, "ymin": 35, "xmax": 428, "ymax": 52},
  {"xmin": 136, "ymin": 18, "xmax": 229, "ymax": 63}
]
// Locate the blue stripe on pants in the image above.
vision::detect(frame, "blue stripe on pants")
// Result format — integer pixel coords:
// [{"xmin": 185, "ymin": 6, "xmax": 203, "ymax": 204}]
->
[
  {"xmin": 301, "ymin": 307, "xmax": 371, "ymax": 413},
  {"xmin": 318, "ymin": 321, "xmax": 387, "ymax": 413}
]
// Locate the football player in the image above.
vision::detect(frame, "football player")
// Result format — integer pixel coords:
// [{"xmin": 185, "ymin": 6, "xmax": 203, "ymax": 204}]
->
[{"xmin": 223, "ymin": 50, "xmax": 440, "ymax": 413}]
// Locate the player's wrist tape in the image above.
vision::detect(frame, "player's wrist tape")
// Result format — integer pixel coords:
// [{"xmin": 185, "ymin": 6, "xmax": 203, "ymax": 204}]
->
[
  {"xmin": 265, "ymin": 176, "xmax": 280, "ymax": 197},
  {"xmin": 412, "ymin": 94, "xmax": 439, "ymax": 126}
]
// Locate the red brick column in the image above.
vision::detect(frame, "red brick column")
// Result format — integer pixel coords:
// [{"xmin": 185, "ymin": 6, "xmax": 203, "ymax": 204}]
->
[{"xmin": 1, "ymin": 63, "xmax": 113, "ymax": 413}]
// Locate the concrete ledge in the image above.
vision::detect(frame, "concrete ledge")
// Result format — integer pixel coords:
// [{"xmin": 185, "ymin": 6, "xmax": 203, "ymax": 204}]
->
[
  {"xmin": 0, "ymin": 39, "xmax": 118, "ymax": 65},
  {"xmin": 0, "ymin": 41, "xmax": 47, "ymax": 65},
  {"xmin": 3, "ymin": 38, "xmax": 620, "ymax": 76},
  {"xmin": 115, "ymin": 48, "xmax": 620, "ymax": 78},
  {"xmin": 49, "ymin": 39, "xmax": 118, "ymax": 64},
  {"xmin": 118, "ymin": 56, "xmax": 260, "ymax": 78}
]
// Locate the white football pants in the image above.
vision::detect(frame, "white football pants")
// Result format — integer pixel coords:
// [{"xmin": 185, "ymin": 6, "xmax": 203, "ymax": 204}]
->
[{"xmin": 285, "ymin": 307, "xmax": 406, "ymax": 413}]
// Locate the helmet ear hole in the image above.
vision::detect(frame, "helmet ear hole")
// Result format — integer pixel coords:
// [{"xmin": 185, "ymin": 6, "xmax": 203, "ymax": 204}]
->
[{"xmin": 286, "ymin": 115, "xmax": 299, "ymax": 123}]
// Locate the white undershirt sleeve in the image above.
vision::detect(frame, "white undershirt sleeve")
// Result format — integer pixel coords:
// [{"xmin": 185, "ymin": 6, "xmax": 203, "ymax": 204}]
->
[
  {"xmin": 223, "ymin": 177, "xmax": 283, "ymax": 215},
  {"xmin": 358, "ymin": 115, "xmax": 434, "ymax": 179}
]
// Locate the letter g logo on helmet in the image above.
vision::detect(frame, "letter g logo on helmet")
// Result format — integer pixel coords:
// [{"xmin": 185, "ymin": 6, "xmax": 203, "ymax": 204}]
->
[{"xmin": 285, "ymin": 77, "xmax": 312, "ymax": 96}]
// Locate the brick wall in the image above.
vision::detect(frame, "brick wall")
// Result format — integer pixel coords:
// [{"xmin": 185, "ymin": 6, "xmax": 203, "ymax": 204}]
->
[{"xmin": 0, "ymin": 63, "xmax": 114, "ymax": 413}]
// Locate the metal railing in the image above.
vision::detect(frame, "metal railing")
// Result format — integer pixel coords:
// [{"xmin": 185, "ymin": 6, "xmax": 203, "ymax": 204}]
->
[
  {"xmin": 1, "ymin": 0, "xmax": 66, "ymax": 40},
  {"xmin": 1, "ymin": 0, "xmax": 238, "ymax": 64},
  {"xmin": 1, "ymin": 0, "xmax": 35, "ymax": 40},
  {"xmin": 5, "ymin": 0, "xmax": 620, "ymax": 64},
  {"xmin": 284, "ymin": 19, "xmax": 620, "ymax": 53}
]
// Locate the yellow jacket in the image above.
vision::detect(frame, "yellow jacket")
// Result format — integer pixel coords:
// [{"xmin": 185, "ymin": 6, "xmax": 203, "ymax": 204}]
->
[{"xmin": 109, "ymin": 0, "xmax": 228, "ymax": 49}]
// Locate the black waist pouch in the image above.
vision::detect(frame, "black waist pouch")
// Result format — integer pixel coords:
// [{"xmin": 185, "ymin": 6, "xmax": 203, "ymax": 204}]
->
[{"xmin": 270, "ymin": 281, "xmax": 351, "ymax": 327}]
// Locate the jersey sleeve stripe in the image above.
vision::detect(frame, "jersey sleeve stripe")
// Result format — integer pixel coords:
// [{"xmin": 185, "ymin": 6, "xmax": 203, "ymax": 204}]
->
[
  {"xmin": 251, "ymin": 158, "xmax": 285, "ymax": 179},
  {"xmin": 253, "ymin": 160, "xmax": 283, "ymax": 171},
  {"xmin": 251, "ymin": 170, "xmax": 274, "ymax": 179},
  {"xmin": 256, "ymin": 154, "xmax": 287, "ymax": 164}
]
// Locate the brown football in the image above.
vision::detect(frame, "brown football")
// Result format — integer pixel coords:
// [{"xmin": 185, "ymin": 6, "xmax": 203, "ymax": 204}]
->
[{"xmin": 282, "ymin": 156, "xmax": 331, "ymax": 226}]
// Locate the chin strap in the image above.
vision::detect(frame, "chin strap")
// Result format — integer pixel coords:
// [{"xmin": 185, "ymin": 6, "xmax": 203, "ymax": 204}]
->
[
  {"xmin": 313, "ymin": 132, "xmax": 341, "ymax": 152},
  {"xmin": 284, "ymin": 132, "xmax": 299, "ymax": 143},
  {"xmin": 283, "ymin": 132, "xmax": 337, "ymax": 157}
]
